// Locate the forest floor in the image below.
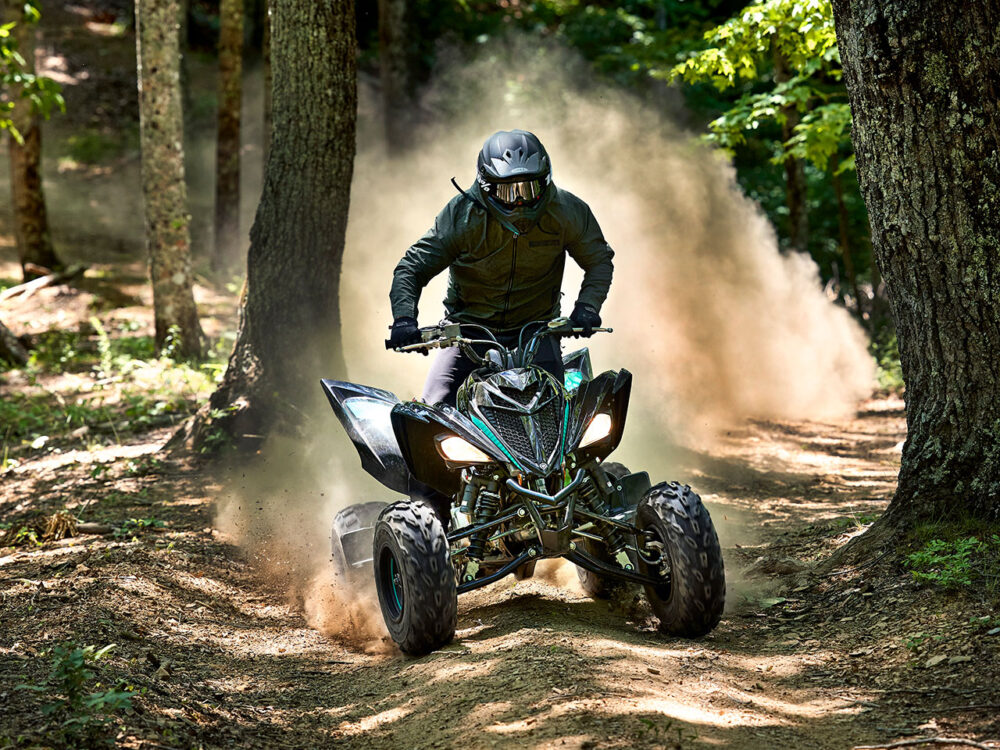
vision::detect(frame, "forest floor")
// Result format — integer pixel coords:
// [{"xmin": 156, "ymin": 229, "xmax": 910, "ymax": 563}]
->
[{"xmin": 2, "ymin": 271, "xmax": 999, "ymax": 749}]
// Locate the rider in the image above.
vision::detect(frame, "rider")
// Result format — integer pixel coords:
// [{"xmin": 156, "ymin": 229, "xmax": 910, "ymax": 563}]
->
[{"xmin": 387, "ymin": 129, "xmax": 614, "ymax": 405}]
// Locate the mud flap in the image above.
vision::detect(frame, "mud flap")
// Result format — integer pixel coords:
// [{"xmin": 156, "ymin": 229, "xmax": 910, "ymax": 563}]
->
[
  {"xmin": 613, "ymin": 471, "xmax": 651, "ymax": 515},
  {"xmin": 332, "ymin": 501, "xmax": 388, "ymax": 577}
]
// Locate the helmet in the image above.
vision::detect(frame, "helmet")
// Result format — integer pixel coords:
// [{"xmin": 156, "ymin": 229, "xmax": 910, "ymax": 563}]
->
[{"xmin": 476, "ymin": 130, "xmax": 552, "ymax": 223}]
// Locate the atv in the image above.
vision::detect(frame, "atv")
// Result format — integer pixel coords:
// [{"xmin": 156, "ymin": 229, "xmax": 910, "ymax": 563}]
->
[{"xmin": 322, "ymin": 319, "xmax": 725, "ymax": 655}]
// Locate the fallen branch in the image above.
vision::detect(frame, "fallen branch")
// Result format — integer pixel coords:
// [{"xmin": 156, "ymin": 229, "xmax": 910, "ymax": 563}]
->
[
  {"xmin": 0, "ymin": 264, "xmax": 87, "ymax": 303},
  {"xmin": 76, "ymin": 522, "xmax": 115, "ymax": 535},
  {"xmin": 854, "ymin": 738, "xmax": 998, "ymax": 749}
]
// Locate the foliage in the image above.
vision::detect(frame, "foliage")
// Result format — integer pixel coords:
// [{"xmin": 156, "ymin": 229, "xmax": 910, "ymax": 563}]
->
[
  {"xmin": 0, "ymin": 324, "xmax": 224, "ymax": 459},
  {"xmin": 665, "ymin": 0, "xmax": 849, "ymax": 172},
  {"xmin": 873, "ymin": 331, "xmax": 904, "ymax": 392},
  {"xmin": 16, "ymin": 643, "xmax": 132, "ymax": 747},
  {"xmin": 113, "ymin": 517, "xmax": 165, "ymax": 539},
  {"xmin": 0, "ymin": 5, "xmax": 65, "ymax": 139},
  {"xmin": 905, "ymin": 535, "xmax": 1000, "ymax": 593}
]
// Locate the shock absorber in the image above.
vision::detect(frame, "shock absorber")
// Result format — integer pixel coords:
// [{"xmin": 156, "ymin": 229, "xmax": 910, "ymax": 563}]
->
[
  {"xmin": 580, "ymin": 464, "xmax": 629, "ymax": 562},
  {"xmin": 466, "ymin": 478, "xmax": 500, "ymax": 562}
]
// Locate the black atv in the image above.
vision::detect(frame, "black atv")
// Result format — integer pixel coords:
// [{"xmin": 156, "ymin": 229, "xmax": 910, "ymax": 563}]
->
[{"xmin": 322, "ymin": 319, "xmax": 725, "ymax": 655}]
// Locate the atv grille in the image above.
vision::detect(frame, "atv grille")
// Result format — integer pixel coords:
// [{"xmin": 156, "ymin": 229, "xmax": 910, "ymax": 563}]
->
[{"xmin": 481, "ymin": 401, "xmax": 561, "ymax": 463}]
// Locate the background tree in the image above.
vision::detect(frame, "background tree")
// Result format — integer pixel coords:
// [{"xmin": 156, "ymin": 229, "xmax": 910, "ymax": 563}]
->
[
  {"xmin": 831, "ymin": 0, "xmax": 1000, "ymax": 529},
  {"xmin": 5, "ymin": 1, "xmax": 62, "ymax": 281},
  {"xmin": 667, "ymin": 0, "xmax": 844, "ymax": 254},
  {"xmin": 0, "ymin": 317, "xmax": 28, "ymax": 365},
  {"xmin": 135, "ymin": 0, "xmax": 204, "ymax": 359},
  {"xmin": 377, "ymin": 0, "xmax": 410, "ymax": 154},
  {"xmin": 213, "ymin": 0, "xmax": 243, "ymax": 272},
  {"xmin": 197, "ymin": 0, "xmax": 357, "ymax": 443}
]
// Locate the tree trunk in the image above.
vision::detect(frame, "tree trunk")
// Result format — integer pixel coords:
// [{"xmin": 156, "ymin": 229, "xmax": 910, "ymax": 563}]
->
[
  {"xmin": 773, "ymin": 48, "xmax": 809, "ymax": 253},
  {"xmin": 6, "ymin": 5, "xmax": 61, "ymax": 281},
  {"xmin": 213, "ymin": 0, "xmax": 244, "ymax": 273},
  {"xmin": 0, "ymin": 318, "xmax": 28, "ymax": 365},
  {"xmin": 378, "ymin": 0, "xmax": 409, "ymax": 154},
  {"xmin": 135, "ymin": 0, "xmax": 204, "ymax": 359},
  {"xmin": 832, "ymin": 0, "xmax": 1000, "ymax": 527},
  {"xmin": 198, "ymin": 0, "xmax": 356, "ymax": 444},
  {"xmin": 262, "ymin": 0, "xmax": 272, "ymax": 161},
  {"xmin": 832, "ymin": 168, "xmax": 862, "ymax": 316}
]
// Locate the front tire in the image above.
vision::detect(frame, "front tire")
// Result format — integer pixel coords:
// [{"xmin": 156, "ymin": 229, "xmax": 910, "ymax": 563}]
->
[
  {"xmin": 373, "ymin": 500, "xmax": 457, "ymax": 655},
  {"xmin": 637, "ymin": 482, "xmax": 725, "ymax": 637}
]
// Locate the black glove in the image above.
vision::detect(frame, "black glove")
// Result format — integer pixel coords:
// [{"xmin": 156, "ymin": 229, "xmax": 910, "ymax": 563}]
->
[
  {"xmin": 386, "ymin": 317, "xmax": 422, "ymax": 351},
  {"xmin": 569, "ymin": 303, "xmax": 601, "ymax": 337}
]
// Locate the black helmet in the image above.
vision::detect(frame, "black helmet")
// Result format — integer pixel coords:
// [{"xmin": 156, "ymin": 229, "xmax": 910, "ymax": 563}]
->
[{"xmin": 476, "ymin": 130, "xmax": 552, "ymax": 222}]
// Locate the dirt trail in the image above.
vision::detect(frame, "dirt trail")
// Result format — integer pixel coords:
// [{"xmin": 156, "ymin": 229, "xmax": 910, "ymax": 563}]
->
[{"xmin": 4, "ymin": 396, "xmax": 998, "ymax": 749}]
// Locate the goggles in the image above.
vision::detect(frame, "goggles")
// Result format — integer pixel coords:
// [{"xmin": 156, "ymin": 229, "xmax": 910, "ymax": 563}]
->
[{"xmin": 490, "ymin": 177, "xmax": 546, "ymax": 207}]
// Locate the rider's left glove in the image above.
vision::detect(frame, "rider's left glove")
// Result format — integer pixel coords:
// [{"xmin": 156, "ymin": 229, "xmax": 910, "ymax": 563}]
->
[
  {"xmin": 569, "ymin": 303, "xmax": 601, "ymax": 337},
  {"xmin": 387, "ymin": 317, "xmax": 425, "ymax": 352}
]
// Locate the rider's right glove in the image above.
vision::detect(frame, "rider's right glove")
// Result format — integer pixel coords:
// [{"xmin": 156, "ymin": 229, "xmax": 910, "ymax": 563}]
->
[
  {"xmin": 387, "ymin": 316, "xmax": 424, "ymax": 351},
  {"xmin": 569, "ymin": 303, "xmax": 601, "ymax": 337}
]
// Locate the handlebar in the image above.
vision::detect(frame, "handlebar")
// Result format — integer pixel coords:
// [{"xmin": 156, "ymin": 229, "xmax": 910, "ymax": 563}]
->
[{"xmin": 385, "ymin": 318, "xmax": 612, "ymax": 364}]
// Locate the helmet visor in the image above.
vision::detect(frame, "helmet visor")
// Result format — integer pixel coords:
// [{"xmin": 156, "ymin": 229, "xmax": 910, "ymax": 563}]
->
[{"xmin": 492, "ymin": 178, "xmax": 546, "ymax": 207}]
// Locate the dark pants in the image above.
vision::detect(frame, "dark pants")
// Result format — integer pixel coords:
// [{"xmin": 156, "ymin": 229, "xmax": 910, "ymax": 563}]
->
[{"xmin": 422, "ymin": 330, "xmax": 564, "ymax": 406}]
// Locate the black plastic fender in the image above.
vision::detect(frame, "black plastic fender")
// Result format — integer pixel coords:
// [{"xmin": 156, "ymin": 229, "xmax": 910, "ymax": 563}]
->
[{"xmin": 320, "ymin": 379, "xmax": 412, "ymax": 494}]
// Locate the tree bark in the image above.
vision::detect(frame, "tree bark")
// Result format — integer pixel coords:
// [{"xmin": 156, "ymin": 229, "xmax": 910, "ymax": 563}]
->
[
  {"xmin": 262, "ymin": 0, "xmax": 272, "ymax": 161},
  {"xmin": 378, "ymin": 0, "xmax": 410, "ymax": 154},
  {"xmin": 213, "ymin": 0, "xmax": 243, "ymax": 273},
  {"xmin": 199, "ymin": 0, "xmax": 356, "ymax": 444},
  {"xmin": 773, "ymin": 48, "xmax": 809, "ymax": 253},
  {"xmin": 135, "ymin": 0, "xmax": 204, "ymax": 359},
  {"xmin": 831, "ymin": 0, "xmax": 1000, "ymax": 527},
  {"xmin": 6, "ymin": 5, "xmax": 61, "ymax": 281},
  {"xmin": 0, "ymin": 318, "xmax": 28, "ymax": 365}
]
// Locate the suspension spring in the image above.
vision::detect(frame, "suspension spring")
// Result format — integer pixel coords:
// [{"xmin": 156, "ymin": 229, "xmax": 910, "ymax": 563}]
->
[
  {"xmin": 467, "ymin": 481, "xmax": 500, "ymax": 560},
  {"xmin": 580, "ymin": 469, "xmax": 628, "ymax": 555}
]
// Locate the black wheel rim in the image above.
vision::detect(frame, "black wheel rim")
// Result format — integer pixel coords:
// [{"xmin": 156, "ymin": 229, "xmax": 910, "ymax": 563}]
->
[{"xmin": 379, "ymin": 546, "xmax": 405, "ymax": 621}]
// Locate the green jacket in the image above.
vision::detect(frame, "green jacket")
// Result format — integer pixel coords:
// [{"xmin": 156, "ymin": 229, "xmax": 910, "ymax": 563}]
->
[{"xmin": 390, "ymin": 183, "xmax": 614, "ymax": 332}]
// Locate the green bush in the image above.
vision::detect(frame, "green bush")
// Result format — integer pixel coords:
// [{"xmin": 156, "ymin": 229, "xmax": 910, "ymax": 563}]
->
[
  {"xmin": 17, "ymin": 643, "xmax": 132, "ymax": 747},
  {"xmin": 905, "ymin": 535, "xmax": 1000, "ymax": 592}
]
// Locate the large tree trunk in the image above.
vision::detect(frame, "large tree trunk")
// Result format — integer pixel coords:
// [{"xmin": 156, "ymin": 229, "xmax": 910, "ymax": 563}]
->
[
  {"xmin": 773, "ymin": 48, "xmax": 809, "ymax": 253},
  {"xmin": 213, "ymin": 0, "xmax": 243, "ymax": 272},
  {"xmin": 135, "ymin": 0, "xmax": 204, "ymax": 359},
  {"xmin": 831, "ymin": 0, "xmax": 1000, "ymax": 528},
  {"xmin": 262, "ymin": 0, "xmax": 272, "ymax": 160},
  {"xmin": 198, "ymin": 0, "xmax": 356, "ymax": 444},
  {"xmin": 6, "ymin": 5, "xmax": 61, "ymax": 281},
  {"xmin": 377, "ymin": 0, "xmax": 409, "ymax": 154}
]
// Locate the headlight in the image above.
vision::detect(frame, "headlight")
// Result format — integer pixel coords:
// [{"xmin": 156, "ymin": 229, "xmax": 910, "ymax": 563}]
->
[
  {"xmin": 437, "ymin": 435, "xmax": 491, "ymax": 463},
  {"xmin": 579, "ymin": 413, "xmax": 613, "ymax": 448}
]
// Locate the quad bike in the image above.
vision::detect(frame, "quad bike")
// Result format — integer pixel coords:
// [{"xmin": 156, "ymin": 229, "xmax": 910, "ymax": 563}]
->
[{"xmin": 321, "ymin": 319, "xmax": 725, "ymax": 655}]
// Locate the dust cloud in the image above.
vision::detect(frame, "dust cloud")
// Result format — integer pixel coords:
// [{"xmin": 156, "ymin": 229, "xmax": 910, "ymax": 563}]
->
[
  {"xmin": 214, "ymin": 434, "xmax": 391, "ymax": 653},
  {"xmin": 219, "ymin": 37, "xmax": 874, "ymax": 642}
]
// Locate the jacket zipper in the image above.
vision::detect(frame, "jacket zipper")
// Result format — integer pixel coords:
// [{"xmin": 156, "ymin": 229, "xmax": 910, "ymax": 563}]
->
[{"xmin": 499, "ymin": 231, "xmax": 519, "ymax": 329}]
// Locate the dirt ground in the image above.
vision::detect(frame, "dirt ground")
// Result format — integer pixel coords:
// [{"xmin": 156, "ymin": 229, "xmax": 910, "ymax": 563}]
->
[{"xmin": 3, "ymin": 367, "xmax": 999, "ymax": 749}]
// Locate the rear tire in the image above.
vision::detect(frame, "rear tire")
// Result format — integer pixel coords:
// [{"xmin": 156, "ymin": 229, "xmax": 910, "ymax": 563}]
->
[
  {"xmin": 576, "ymin": 462, "xmax": 633, "ymax": 599},
  {"xmin": 636, "ymin": 482, "xmax": 725, "ymax": 637},
  {"xmin": 331, "ymin": 501, "xmax": 386, "ymax": 587},
  {"xmin": 373, "ymin": 500, "xmax": 457, "ymax": 655}
]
